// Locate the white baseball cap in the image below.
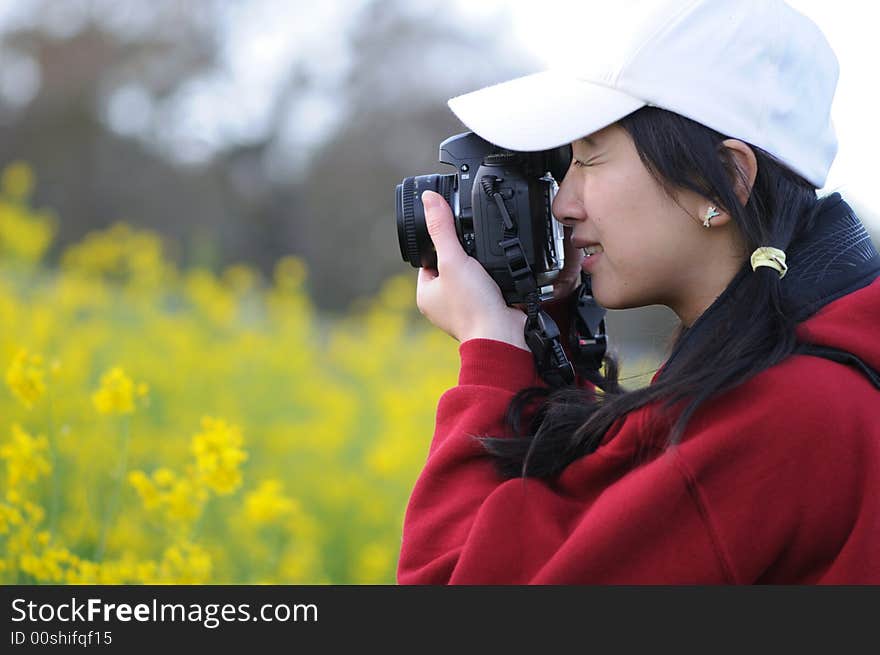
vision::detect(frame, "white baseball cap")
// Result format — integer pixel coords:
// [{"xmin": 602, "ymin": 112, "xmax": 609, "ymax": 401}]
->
[{"xmin": 447, "ymin": 0, "xmax": 839, "ymax": 188}]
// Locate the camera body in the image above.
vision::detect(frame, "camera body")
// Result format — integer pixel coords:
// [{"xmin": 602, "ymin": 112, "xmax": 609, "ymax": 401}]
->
[{"xmin": 396, "ymin": 131, "xmax": 572, "ymax": 305}]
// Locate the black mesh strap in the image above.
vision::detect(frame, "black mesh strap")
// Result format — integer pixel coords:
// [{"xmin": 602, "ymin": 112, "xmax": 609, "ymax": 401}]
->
[
  {"xmin": 482, "ymin": 175, "xmax": 575, "ymax": 387},
  {"xmin": 570, "ymin": 272, "xmax": 608, "ymax": 377}
]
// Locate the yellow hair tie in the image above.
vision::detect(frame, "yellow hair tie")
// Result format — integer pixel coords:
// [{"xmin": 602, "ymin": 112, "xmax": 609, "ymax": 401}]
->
[{"xmin": 750, "ymin": 246, "xmax": 787, "ymax": 279}]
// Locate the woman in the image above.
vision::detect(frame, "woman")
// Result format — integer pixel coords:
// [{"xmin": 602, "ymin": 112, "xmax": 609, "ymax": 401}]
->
[{"xmin": 397, "ymin": 0, "xmax": 880, "ymax": 583}]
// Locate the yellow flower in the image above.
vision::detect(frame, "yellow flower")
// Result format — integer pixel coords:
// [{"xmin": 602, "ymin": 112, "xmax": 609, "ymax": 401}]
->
[
  {"xmin": 60, "ymin": 222, "xmax": 166, "ymax": 289},
  {"xmin": 152, "ymin": 467, "xmax": 176, "ymax": 488},
  {"xmin": 0, "ymin": 502, "xmax": 24, "ymax": 534},
  {"xmin": 191, "ymin": 417, "xmax": 247, "ymax": 495},
  {"xmin": 352, "ymin": 542, "xmax": 395, "ymax": 584},
  {"xmin": 1, "ymin": 161, "xmax": 35, "ymax": 200},
  {"xmin": 0, "ymin": 201, "xmax": 56, "ymax": 262},
  {"xmin": 21, "ymin": 500, "xmax": 45, "ymax": 524},
  {"xmin": 20, "ymin": 545, "xmax": 76, "ymax": 583},
  {"xmin": 0, "ymin": 424, "xmax": 51, "ymax": 489},
  {"xmin": 244, "ymin": 479, "xmax": 296, "ymax": 526},
  {"xmin": 5, "ymin": 349, "xmax": 46, "ymax": 409},
  {"xmin": 378, "ymin": 273, "xmax": 416, "ymax": 312},
  {"xmin": 163, "ymin": 474, "xmax": 208, "ymax": 523},
  {"xmin": 128, "ymin": 471, "xmax": 162, "ymax": 510},
  {"xmin": 273, "ymin": 255, "xmax": 307, "ymax": 291},
  {"xmin": 92, "ymin": 366, "xmax": 145, "ymax": 415},
  {"xmin": 223, "ymin": 263, "xmax": 261, "ymax": 295},
  {"xmin": 129, "ymin": 467, "xmax": 208, "ymax": 523},
  {"xmin": 67, "ymin": 560, "xmax": 100, "ymax": 584},
  {"xmin": 135, "ymin": 561, "xmax": 158, "ymax": 584},
  {"xmin": 159, "ymin": 541, "xmax": 212, "ymax": 584}
]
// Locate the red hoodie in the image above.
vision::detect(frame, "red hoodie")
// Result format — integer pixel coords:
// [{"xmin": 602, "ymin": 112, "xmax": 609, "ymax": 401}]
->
[{"xmin": 397, "ymin": 274, "xmax": 880, "ymax": 584}]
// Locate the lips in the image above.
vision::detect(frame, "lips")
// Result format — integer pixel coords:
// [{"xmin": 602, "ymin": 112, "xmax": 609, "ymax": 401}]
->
[
  {"xmin": 576, "ymin": 241, "xmax": 603, "ymax": 273},
  {"xmin": 581, "ymin": 251, "xmax": 601, "ymax": 272},
  {"xmin": 581, "ymin": 243, "xmax": 604, "ymax": 256}
]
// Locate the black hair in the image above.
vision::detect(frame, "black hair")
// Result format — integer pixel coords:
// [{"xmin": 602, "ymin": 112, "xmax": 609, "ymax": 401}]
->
[{"xmin": 478, "ymin": 106, "xmax": 836, "ymax": 479}]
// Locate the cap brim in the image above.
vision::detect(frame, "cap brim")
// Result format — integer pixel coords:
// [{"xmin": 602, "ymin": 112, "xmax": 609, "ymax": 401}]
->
[{"xmin": 447, "ymin": 70, "xmax": 646, "ymax": 151}]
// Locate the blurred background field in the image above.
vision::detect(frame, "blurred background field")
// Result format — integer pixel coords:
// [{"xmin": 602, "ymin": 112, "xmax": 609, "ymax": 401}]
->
[
  {"xmin": 0, "ymin": 162, "xmax": 664, "ymax": 583},
  {"xmin": 0, "ymin": 160, "xmax": 465, "ymax": 583},
  {"xmin": 0, "ymin": 1, "xmax": 875, "ymax": 583}
]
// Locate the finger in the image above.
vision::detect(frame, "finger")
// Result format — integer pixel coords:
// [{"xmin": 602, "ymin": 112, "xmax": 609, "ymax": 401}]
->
[
  {"xmin": 422, "ymin": 190, "xmax": 466, "ymax": 271},
  {"xmin": 418, "ymin": 266, "xmax": 437, "ymax": 284},
  {"xmin": 416, "ymin": 267, "xmax": 436, "ymax": 315}
]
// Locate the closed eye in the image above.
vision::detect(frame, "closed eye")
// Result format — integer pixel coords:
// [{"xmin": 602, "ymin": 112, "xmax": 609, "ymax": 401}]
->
[{"xmin": 572, "ymin": 159, "xmax": 593, "ymax": 169}]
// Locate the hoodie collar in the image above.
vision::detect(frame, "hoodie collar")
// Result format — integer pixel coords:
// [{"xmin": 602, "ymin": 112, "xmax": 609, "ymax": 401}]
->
[{"xmin": 784, "ymin": 193, "xmax": 880, "ymax": 322}]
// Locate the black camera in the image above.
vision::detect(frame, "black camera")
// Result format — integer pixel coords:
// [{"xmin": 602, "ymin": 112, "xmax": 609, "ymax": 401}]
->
[
  {"xmin": 394, "ymin": 131, "xmax": 608, "ymax": 387},
  {"xmin": 395, "ymin": 131, "xmax": 572, "ymax": 305}
]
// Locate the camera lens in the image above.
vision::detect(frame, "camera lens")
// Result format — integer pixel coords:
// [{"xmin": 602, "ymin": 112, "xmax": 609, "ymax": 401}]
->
[{"xmin": 396, "ymin": 174, "xmax": 456, "ymax": 269}]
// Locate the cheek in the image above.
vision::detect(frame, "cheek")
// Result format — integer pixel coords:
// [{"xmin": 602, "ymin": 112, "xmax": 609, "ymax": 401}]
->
[
  {"xmin": 584, "ymin": 169, "xmax": 648, "ymax": 225},
  {"xmin": 578, "ymin": 164, "xmax": 676, "ymax": 253},
  {"xmin": 597, "ymin": 215, "xmax": 681, "ymax": 291}
]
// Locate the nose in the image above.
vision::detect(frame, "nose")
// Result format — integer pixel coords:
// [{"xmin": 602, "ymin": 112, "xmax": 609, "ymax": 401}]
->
[{"xmin": 551, "ymin": 171, "xmax": 584, "ymax": 226}]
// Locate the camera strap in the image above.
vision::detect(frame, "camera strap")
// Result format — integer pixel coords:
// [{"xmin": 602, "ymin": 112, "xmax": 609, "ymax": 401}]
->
[
  {"xmin": 483, "ymin": 175, "xmax": 582, "ymax": 387},
  {"xmin": 524, "ymin": 273, "xmax": 609, "ymax": 387},
  {"xmin": 570, "ymin": 272, "xmax": 608, "ymax": 379}
]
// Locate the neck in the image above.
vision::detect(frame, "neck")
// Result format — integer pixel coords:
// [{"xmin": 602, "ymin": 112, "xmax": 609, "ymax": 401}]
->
[{"xmin": 672, "ymin": 229, "xmax": 748, "ymax": 329}]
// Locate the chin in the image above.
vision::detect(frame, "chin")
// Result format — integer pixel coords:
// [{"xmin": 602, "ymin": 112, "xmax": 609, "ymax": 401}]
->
[
  {"xmin": 588, "ymin": 282, "xmax": 616, "ymax": 309},
  {"xmin": 590, "ymin": 285, "xmax": 639, "ymax": 311}
]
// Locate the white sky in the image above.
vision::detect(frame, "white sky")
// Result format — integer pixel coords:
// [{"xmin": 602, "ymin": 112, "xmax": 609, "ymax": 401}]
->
[{"xmin": 453, "ymin": 0, "xmax": 879, "ymax": 225}]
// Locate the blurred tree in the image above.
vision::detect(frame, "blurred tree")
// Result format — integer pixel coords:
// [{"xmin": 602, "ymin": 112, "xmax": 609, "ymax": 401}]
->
[
  {"xmin": 0, "ymin": 0, "xmax": 538, "ymax": 304},
  {"xmin": 0, "ymin": 0, "xmax": 235, "ymax": 267},
  {"xmin": 289, "ymin": 0, "xmax": 539, "ymax": 311}
]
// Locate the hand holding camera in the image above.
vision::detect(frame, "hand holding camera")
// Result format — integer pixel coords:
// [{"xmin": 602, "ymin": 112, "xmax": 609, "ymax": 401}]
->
[{"xmin": 416, "ymin": 190, "xmax": 529, "ymax": 350}]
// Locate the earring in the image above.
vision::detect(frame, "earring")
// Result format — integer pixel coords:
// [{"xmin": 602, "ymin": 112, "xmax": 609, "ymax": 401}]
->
[{"xmin": 702, "ymin": 206, "xmax": 720, "ymax": 228}]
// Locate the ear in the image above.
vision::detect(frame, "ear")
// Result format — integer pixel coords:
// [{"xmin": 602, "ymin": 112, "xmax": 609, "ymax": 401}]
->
[{"xmin": 719, "ymin": 138, "xmax": 758, "ymax": 207}]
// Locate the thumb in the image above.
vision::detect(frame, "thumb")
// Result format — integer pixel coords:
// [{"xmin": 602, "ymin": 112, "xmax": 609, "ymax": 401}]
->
[{"xmin": 422, "ymin": 190, "xmax": 465, "ymax": 270}]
